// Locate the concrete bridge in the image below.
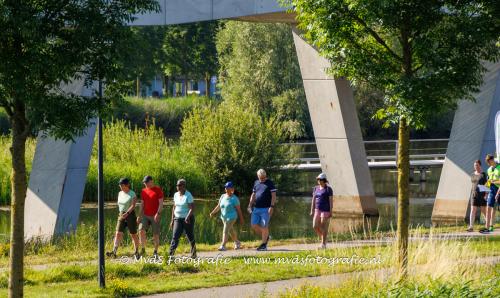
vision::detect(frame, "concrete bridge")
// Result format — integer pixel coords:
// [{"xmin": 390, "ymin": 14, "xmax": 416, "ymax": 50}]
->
[{"xmin": 24, "ymin": 1, "xmax": 500, "ymax": 238}]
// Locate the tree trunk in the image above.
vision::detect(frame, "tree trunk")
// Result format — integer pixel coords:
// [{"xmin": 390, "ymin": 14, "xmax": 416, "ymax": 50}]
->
[
  {"xmin": 164, "ymin": 75, "xmax": 170, "ymax": 97},
  {"xmin": 183, "ymin": 77, "xmax": 188, "ymax": 96},
  {"xmin": 136, "ymin": 77, "xmax": 140, "ymax": 98},
  {"xmin": 205, "ymin": 73, "xmax": 210, "ymax": 97},
  {"xmin": 8, "ymin": 109, "xmax": 28, "ymax": 298},
  {"xmin": 397, "ymin": 117, "xmax": 410, "ymax": 278}
]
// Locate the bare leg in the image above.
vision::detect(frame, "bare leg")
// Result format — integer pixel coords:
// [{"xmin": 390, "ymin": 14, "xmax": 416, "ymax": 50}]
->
[
  {"xmin": 113, "ymin": 232, "xmax": 123, "ymax": 253},
  {"xmin": 491, "ymin": 209, "xmax": 496, "ymax": 228},
  {"xmin": 153, "ymin": 234, "xmax": 160, "ymax": 252},
  {"xmin": 320, "ymin": 217, "xmax": 330, "ymax": 245},
  {"xmin": 480, "ymin": 206, "xmax": 487, "ymax": 227},
  {"xmin": 469, "ymin": 206, "xmax": 477, "ymax": 228},
  {"xmin": 251, "ymin": 224, "xmax": 263, "ymax": 238},
  {"xmin": 261, "ymin": 227, "xmax": 269, "ymax": 243},
  {"xmin": 130, "ymin": 233, "xmax": 139, "ymax": 252},
  {"xmin": 139, "ymin": 229, "xmax": 147, "ymax": 250},
  {"xmin": 312, "ymin": 214, "xmax": 322, "ymax": 237}
]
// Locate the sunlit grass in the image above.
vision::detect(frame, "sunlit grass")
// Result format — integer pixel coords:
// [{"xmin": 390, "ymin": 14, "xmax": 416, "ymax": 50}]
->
[{"xmin": 0, "ymin": 232, "xmax": 496, "ymax": 297}]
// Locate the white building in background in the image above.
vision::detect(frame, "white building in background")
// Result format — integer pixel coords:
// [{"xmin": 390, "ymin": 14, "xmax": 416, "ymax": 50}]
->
[{"xmin": 142, "ymin": 75, "xmax": 218, "ymax": 98}]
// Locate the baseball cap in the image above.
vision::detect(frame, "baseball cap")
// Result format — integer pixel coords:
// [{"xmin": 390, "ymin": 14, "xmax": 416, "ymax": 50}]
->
[
  {"xmin": 224, "ymin": 181, "xmax": 234, "ymax": 188},
  {"xmin": 316, "ymin": 173, "xmax": 327, "ymax": 180},
  {"xmin": 119, "ymin": 178, "xmax": 130, "ymax": 185}
]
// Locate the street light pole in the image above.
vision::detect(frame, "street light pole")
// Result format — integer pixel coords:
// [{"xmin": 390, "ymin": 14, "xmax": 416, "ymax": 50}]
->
[{"xmin": 98, "ymin": 80, "xmax": 105, "ymax": 288}]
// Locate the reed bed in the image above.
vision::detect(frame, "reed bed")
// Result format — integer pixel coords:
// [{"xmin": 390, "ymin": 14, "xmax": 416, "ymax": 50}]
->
[{"xmin": 0, "ymin": 120, "xmax": 209, "ymax": 205}]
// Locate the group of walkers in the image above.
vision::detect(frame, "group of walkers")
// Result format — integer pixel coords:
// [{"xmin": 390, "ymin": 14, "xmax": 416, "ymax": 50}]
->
[
  {"xmin": 106, "ymin": 168, "xmax": 334, "ymax": 259},
  {"xmin": 468, "ymin": 154, "xmax": 500, "ymax": 233}
]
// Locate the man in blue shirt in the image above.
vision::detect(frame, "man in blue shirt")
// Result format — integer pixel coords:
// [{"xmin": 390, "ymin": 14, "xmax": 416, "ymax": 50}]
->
[{"xmin": 247, "ymin": 169, "xmax": 277, "ymax": 251}]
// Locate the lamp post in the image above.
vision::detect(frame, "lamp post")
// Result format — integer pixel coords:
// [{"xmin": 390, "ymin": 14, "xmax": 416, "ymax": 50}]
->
[{"xmin": 98, "ymin": 80, "xmax": 105, "ymax": 288}]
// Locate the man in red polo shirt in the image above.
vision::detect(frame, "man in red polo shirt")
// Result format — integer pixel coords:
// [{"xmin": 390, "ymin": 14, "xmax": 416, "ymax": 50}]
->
[{"xmin": 137, "ymin": 175, "xmax": 164, "ymax": 258}]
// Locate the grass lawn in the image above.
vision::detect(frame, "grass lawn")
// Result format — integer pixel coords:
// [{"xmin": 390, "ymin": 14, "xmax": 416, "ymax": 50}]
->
[
  {"xmin": 0, "ymin": 234, "xmax": 498, "ymax": 297},
  {"xmin": 0, "ymin": 222, "xmax": 496, "ymax": 268},
  {"xmin": 278, "ymin": 262, "xmax": 500, "ymax": 298}
]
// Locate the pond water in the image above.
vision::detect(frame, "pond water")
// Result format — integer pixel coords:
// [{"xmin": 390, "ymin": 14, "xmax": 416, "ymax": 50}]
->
[
  {"xmin": 0, "ymin": 140, "xmax": 471, "ymax": 244},
  {"xmin": 0, "ymin": 196, "xmax": 436, "ymax": 244}
]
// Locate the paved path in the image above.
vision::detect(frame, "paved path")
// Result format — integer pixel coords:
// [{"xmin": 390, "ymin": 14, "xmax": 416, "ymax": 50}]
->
[
  {"xmin": 143, "ymin": 256, "xmax": 500, "ymax": 298},
  {"xmin": 1, "ymin": 229, "xmax": 498, "ymax": 272}
]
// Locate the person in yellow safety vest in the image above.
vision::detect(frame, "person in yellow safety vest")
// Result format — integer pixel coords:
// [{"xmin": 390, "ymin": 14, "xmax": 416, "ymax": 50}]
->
[{"xmin": 482, "ymin": 154, "xmax": 500, "ymax": 233}]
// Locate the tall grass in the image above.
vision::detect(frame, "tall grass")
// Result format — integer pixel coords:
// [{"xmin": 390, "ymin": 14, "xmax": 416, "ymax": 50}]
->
[
  {"xmin": 112, "ymin": 96, "xmax": 215, "ymax": 135},
  {"xmin": 0, "ymin": 96, "xmax": 215, "ymax": 138},
  {"xmin": 84, "ymin": 120, "xmax": 210, "ymax": 201},
  {"xmin": 0, "ymin": 120, "xmax": 210, "ymax": 205},
  {"xmin": 0, "ymin": 108, "xmax": 8, "ymax": 135},
  {"xmin": 0, "ymin": 136, "xmax": 36, "ymax": 205},
  {"xmin": 278, "ymin": 229, "xmax": 500, "ymax": 298}
]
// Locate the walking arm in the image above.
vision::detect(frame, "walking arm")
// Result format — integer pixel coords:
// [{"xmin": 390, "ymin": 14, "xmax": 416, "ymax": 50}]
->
[
  {"xmin": 310, "ymin": 195, "xmax": 315, "ymax": 216},
  {"xmin": 137, "ymin": 197, "xmax": 144, "ymax": 223},
  {"xmin": 170, "ymin": 204, "xmax": 175, "ymax": 229},
  {"xmin": 209, "ymin": 204, "xmax": 220, "ymax": 218},
  {"xmin": 236, "ymin": 205, "xmax": 244, "ymax": 225},
  {"xmin": 154, "ymin": 198, "xmax": 163, "ymax": 223},
  {"xmin": 122, "ymin": 197, "xmax": 137, "ymax": 220},
  {"xmin": 269, "ymin": 192, "xmax": 277, "ymax": 216},
  {"xmin": 248, "ymin": 192, "xmax": 256, "ymax": 211},
  {"xmin": 185, "ymin": 203, "xmax": 194, "ymax": 223}
]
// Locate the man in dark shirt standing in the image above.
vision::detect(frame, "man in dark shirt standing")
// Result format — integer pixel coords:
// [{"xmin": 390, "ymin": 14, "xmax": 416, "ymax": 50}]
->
[{"xmin": 247, "ymin": 169, "xmax": 277, "ymax": 251}]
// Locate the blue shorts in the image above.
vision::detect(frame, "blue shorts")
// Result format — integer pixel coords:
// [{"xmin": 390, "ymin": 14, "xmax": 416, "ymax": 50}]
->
[
  {"xmin": 251, "ymin": 207, "xmax": 270, "ymax": 228},
  {"xmin": 487, "ymin": 185, "xmax": 498, "ymax": 207}
]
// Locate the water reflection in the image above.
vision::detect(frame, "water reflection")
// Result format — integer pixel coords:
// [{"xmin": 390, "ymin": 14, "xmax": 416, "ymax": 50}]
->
[{"xmin": 0, "ymin": 195, "xmax": 435, "ymax": 244}]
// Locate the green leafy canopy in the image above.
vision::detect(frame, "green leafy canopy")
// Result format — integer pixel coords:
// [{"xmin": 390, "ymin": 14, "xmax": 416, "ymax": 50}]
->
[
  {"xmin": 291, "ymin": 0, "xmax": 499, "ymax": 128},
  {"xmin": 0, "ymin": 0, "xmax": 159, "ymax": 141}
]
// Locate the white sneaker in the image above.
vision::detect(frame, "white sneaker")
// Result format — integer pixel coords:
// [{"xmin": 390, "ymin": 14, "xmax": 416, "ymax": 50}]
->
[
  {"xmin": 234, "ymin": 241, "xmax": 241, "ymax": 250},
  {"xmin": 319, "ymin": 243, "xmax": 327, "ymax": 249},
  {"xmin": 218, "ymin": 245, "xmax": 226, "ymax": 251}
]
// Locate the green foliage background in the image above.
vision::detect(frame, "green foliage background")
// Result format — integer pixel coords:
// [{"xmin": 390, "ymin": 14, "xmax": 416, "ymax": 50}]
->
[
  {"xmin": 180, "ymin": 102, "xmax": 296, "ymax": 193},
  {"xmin": 216, "ymin": 21, "xmax": 312, "ymax": 139}
]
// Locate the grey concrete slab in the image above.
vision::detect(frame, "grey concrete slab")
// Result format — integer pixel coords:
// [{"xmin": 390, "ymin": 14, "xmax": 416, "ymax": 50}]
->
[
  {"xmin": 292, "ymin": 27, "xmax": 378, "ymax": 218},
  {"xmin": 433, "ymin": 62, "xmax": 500, "ymax": 221},
  {"xmin": 24, "ymin": 80, "xmax": 97, "ymax": 240},
  {"xmin": 131, "ymin": 0, "xmax": 290, "ymax": 26}
]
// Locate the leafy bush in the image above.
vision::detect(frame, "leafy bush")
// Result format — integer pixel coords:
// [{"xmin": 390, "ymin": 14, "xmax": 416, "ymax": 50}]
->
[{"xmin": 180, "ymin": 102, "xmax": 295, "ymax": 193}]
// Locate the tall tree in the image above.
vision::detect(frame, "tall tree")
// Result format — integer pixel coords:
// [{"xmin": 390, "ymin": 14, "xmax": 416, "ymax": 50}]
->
[
  {"xmin": 127, "ymin": 26, "xmax": 167, "ymax": 96},
  {"xmin": 0, "ymin": 1, "xmax": 158, "ymax": 296},
  {"xmin": 216, "ymin": 21, "xmax": 312, "ymax": 139},
  {"xmin": 291, "ymin": 0, "xmax": 499, "ymax": 276},
  {"xmin": 162, "ymin": 21, "xmax": 219, "ymax": 96}
]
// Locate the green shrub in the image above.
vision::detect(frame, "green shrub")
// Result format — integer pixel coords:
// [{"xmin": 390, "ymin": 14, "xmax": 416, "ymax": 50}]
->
[{"xmin": 180, "ymin": 102, "xmax": 295, "ymax": 193}]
